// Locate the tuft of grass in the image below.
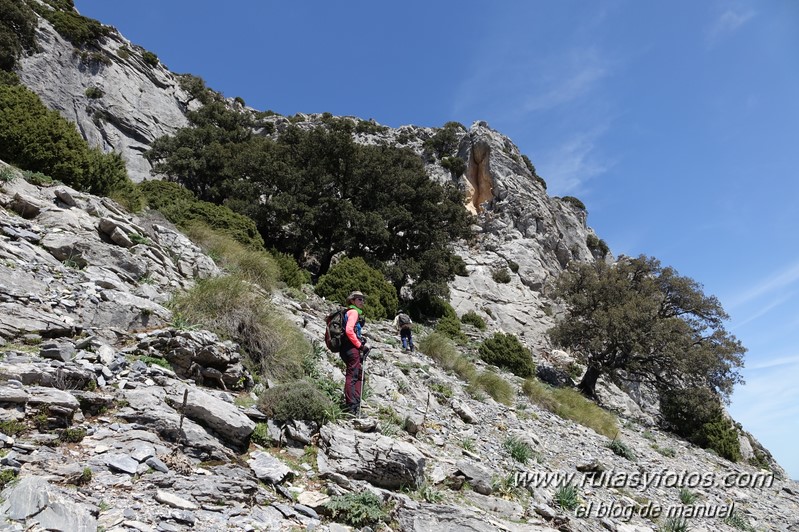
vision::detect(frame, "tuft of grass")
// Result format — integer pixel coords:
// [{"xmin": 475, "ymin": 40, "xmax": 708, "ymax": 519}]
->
[
  {"xmin": 678, "ymin": 488, "xmax": 697, "ymax": 505},
  {"xmin": 251, "ymin": 422, "xmax": 270, "ymax": 446},
  {"xmin": 659, "ymin": 517, "xmax": 691, "ymax": 532},
  {"xmin": 471, "ymin": 370, "xmax": 514, "ymax": 405},
  {"xmin": 553, "ymin": 484, "xmax": 581, "ymax": 511},
  {"xmin": 184, "ymin": 223, "xmax": 279, "ymax": 293},
  {"xmin": 608, "ymin": 439, "xmax": 637, "ymax": 462},
  {"xmin": 503, "ymin": 436, "xmax": 533, "ymax": 464},
  {"xmin": 418, "ymin": 332, "xmax": 477, "ymax": 382},
  {"xmin": 723, "ymin": 510, "xmax": 756, "ymax": 531},
  {"xmin": 522, "ymin": 378, "xmax": 618, "ymax": 438},
  {"xmin": 168, "ymin": 275, "xmax": 312, "ymax": 381},
  {"xmin": 652, "ymin": 444, "xmax": 677, "ymax": 457},
  {"xmin": 0, "ymin": 420, "xmax": 26, "ymax": 436}
]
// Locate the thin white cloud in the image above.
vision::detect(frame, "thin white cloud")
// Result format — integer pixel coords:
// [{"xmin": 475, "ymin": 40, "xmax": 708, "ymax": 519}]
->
[
  {"xmin": 706, "ymin": 9, "xmax": 755, "ymax": 47},
  {"xmin": 731, "ymin": 291, "xmax": 794, "ymax": 330},
  {"xmin": 538, "ymin": 130, "xmax": 613, "ymax": 195},
  {"xmin": 747, "ymin": 354, "xmax": 799, "ymax": 371},
  {"xmin": 726, "ymin": 260, "xmax": 799, "ymax": 309},
  {"xmin": 730, "ymin": 359, "xmax": 799, "ymax": 479},
  {"xmin": 521, "ymin": 61, "xmax": 607, "ymax": 114}
]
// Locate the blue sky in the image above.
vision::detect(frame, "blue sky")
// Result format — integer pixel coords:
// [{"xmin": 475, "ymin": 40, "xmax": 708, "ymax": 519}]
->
[{"xmin": 73, "ymin": 0, "xmax": 799, "ymax": 479}]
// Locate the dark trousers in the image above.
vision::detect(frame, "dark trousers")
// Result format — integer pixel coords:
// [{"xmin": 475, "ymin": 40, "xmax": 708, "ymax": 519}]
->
[
  {"xmin": 340, "ymin": 347, "xmax": 362, "ymax": 414},
  {"xmin": 400, "ymin": 328, "xmax": 414, "ymax": 350}
]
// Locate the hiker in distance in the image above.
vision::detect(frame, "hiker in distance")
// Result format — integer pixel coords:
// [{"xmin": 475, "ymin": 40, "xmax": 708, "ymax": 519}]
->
[
  {"xmin": 393, "ymin": 310, "xmax": 414, "ymax": 352},
  {"xmin": 341, "ymin": 291, "xmax": 369, "ymax": 415}
]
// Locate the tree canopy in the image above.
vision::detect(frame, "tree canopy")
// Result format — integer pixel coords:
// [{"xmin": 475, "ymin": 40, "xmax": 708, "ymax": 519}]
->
[
  {"xmin": 146, "ymin": 106, "xmax": 473, "ymax": 309},
  {"xmin": 547, "ymin": 255, "xmax": 745, "ymax": 402}
]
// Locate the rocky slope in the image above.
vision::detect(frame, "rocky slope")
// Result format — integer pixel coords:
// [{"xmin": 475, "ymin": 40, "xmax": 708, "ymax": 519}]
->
[
  {"xmin": 1, "ymin": 167, "xmax": 798, "ymax": 532},
  {"xmin": 4, "ymin": 4, "xmax": 797, "ymax": 531}
]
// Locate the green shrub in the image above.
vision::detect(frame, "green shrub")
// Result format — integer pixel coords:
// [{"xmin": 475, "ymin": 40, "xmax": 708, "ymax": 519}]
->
[
  {"xmin": 472, "ymin": 370, "xmax": 514, "ymax": 405},
  {"xmin": 660, "ymin": 386, "xmax": 740, "ymax": 461},
  {"xmin": 141, "ymin": 50, "xmax": 159, "ymax": 67},
  {"xmin": 0, "ymin": 0, "xmax": 37, "ymax": 71},
  {"xmin": 586, "ymin": 234, "xmax": 609, "ymax": 257},
  {"xmin": 507, "ymin": 260, "xmax": 520, "ymax": 273},
  {"xmin": 608, "ymin": 439, "xmax": 637, "ymax": 462},
  {"xmin": 270, "ymin": 250, "xmax": 311, "ymax": 289},
  {"xmin": 521, "ymin": 154, "xmax": 536, "ymax": 175},
  {"xmin": 107, "ymin": 180, "xmax": 146, "ymax": 213},
  {"xmin": 0, "ymin": 469, "xmax": 18, "ymax": 490},
  {"xmin": 460, "ymin": 310, "xmax": 487, "ymax": 330},
  {"xmin": 315, "ymin": 257, "xmax": 398, "ymax": 320},
  {"xmin": 441, "ymin": 156, "xmax": 466, "ymax": 177},
  {"xmin": 177, "ymin": 74, "xmax": 214, "ymax": 104},
  {"xmin": 492, "ymin": 267, "xmax": 511, "ymax": 284},
  {"xmin": 60, "ymin": 427, "xmax": 86, "ymax": 443},
  {"xmin": 258, "ymin": 380, "xmax": 333, "ymax": 424},
  {"xmin": 435, "ymin": 315, "xmax": 467, "ymax": 343},
  {"xmin": 84, "ymin": 86, "xmax": 104, "ymax": 99},
  {"xmin": 560, "ymin": 196, "xmax": 586, "ymax": 211},
  {"xmin": 39, "ymin": 8, "xmax": 109, "ymax": 47},
  {"xmin": 139, "ymin": 181, "xmax": 264, "ymax": 249},
  {"xmin": 478, "ymin": 333, "xmax": 534, "ymax": 378},
  {"xmin": 325, "ymin": 491, "xmax": 388, "ymax": 527},
  {"xmin": 116, "ymin": 45, "xmax": 130, "ymax": 60},
  {"xmin": 424, "ymin": 122, "xmax": 464, "ymax": 159},
  {"xmin": 522, "ymin": 379, "xmax": 618, "ymax": 438},
  {"xmin": 699, "ymin": 417, "xmax": 741, "ymax": 462}
]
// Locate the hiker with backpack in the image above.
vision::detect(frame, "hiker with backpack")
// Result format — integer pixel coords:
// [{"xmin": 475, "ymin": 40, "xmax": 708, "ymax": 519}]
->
[
  {"xmin": 393, "ymin": 310, "xmax": 414, "ymax": 352},
  {"xmin": 338, "ymin": 290, "xmax": 369, "ymax": 415}
]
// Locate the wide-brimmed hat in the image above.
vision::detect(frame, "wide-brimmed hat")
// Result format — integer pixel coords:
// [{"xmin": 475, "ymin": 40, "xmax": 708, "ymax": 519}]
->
[{"xmin": 346, "ymin": 291, "xmax": 366, "ymax": 303}]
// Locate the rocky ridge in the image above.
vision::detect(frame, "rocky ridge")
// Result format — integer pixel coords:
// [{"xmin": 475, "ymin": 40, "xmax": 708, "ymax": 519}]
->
[{"xmin": 1, "ymin": 165, "xmax": 798, "ymax": 531}]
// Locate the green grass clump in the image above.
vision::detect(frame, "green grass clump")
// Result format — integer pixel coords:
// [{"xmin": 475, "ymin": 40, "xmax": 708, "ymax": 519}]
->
[
  {"xmin": 659, "ymin": 517, "xmax": 690, "ymax": 532},
  {"xmin": 608, "ymin": 439, "xmax": 637, "ymax": 462},
  {"xmin": 553, "ymin": 484, "xmax": 580, "ymax": 510},
  {"xmin": 522, "ymin": 379, "xmax": 618, "ymax": 438},
  {"xmin": 184, "ymin": 222, "xmax": 279, "ymax": 293},
  {"xmin": 503, "ymin": 436, "xmax": 534, "ymax": 464},
  {"xmin": 417, "ymin": 333, "xmax": 477, "ymax": 382},
  {"xmin": 0, "ymin": 420, "xmax": 26, "ymax": 436},
  {"xmin": 678, "ymin": 488, "xmax": 697, "ymax": 505},
  {"xmin": 168, "ymin": 275, "xmax": 312, "ymax": 382},
  {"xmin": 472, "ymin": 370, "xmax": 514, "ymax": 405}
]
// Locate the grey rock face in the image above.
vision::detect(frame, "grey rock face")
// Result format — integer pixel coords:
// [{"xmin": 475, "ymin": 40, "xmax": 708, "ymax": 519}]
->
[{"xmin": 16, "ymin": 17, "xmax": 196, "ymax": 182}]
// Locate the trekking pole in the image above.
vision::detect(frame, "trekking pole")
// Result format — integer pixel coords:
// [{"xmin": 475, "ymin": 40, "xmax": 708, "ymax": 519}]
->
[{"xmin": 357, "ymin": 356, "xmax": 367, "ymax": 419}]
